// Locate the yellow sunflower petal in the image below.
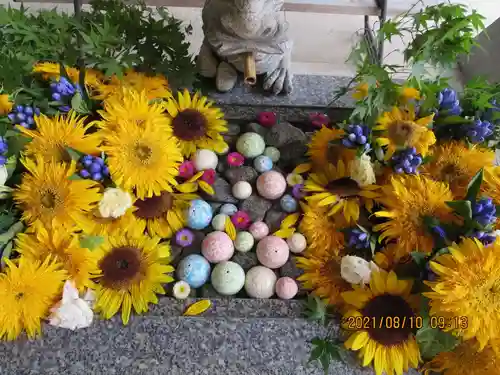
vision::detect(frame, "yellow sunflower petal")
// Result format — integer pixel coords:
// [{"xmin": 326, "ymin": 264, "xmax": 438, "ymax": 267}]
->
[
  {"xmin": 225, "ymin": 217, "xmax": 237, "ymax": 241},
  {"xmin": 183, "ymin": 299, "xmax": 212, "ymax": 316},
  {"xmin": 198, "ymin": 180, "xmax": 215, "ymax": 195}
]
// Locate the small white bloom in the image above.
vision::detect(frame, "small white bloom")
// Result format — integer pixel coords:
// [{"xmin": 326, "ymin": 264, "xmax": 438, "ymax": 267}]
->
[
  {"xmin": 341, "ymin": 255, "xmax": 380, "ymax": 285},
  {"xmin": 349, "ymin": 154, "xmax": 376, "ymax": 187},
  {"xmin": 49, "ymin": 281, "xmax": 94, "ymax": 330},
  {"xmin": 173, "ymin": 280, "xmax": 191, "ymax": 300},
  {"xmin": 0, "ymin": 165, "xmax": 8, "ymax": 186},
  {"xmin": 98, "ymin": 188, "xmax": 132, "ymax": 218}
]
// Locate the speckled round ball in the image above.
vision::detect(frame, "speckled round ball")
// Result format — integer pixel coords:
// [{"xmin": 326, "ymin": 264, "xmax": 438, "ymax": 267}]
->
[
  {"xmin": 253, "ymin": 155, "xmax": 273, "ymax": 173},
  {"xmin": 211, "ymin": 261, "xmax": 246, "ymax": 296},
  {"xmin": 236, "ymin": 132, "xmax": 266, "ymax": 158},
  {"xmin": 249, "ymin": 221, "xmax": 269, "ymax": 240},
  {"xmin": 187, "ymin": 199, "xmax": 213, "ymax": 230},
  {"xmin": 256, "ymin": 236, "xmax": 290, "ymax": 269},
  {"xmin": 235, "ymin": 231, "xmax": 254, "ymax": 252},
  {"xmin": 287, "ymin": 233, "xmax": 307, "ymax": 254},
  {"xmin": 220, "ymin": 203, "xmax": 238, "ymax": 216},
  {"xmin": 263, "ymin": 146, "xmax": 280, "ymax": 163},
  {"xmin": 176, "ymin": 254, "xmax": 211, "ymax": 288},
  {"xmin": 193, "ymin": 149, "xmax": 218, "ymax": 171},
  {"xmin": 212, "ymin": 213, "xmax": 229, "ymax": 231},
  {"xmin": 256, "ymin": 170, "xmax": 287, "ymax": 200},
  {"xmin": 232, "ymin": 181, "xmax": 253, "ymax": 200},
  {"xmin": 244, "ymin": 266, "xmax": 277, "ymax": 298},
  {"xmin": 280, "ymin": 194, "xmax": 298, "ymax": 213},
  {"xmin": 201, "ymin": 231, "xmax": 234, "ymax": 263},
  {"xmin": 275, "ymin": 277, "xmax": 298, "ymax": 299}
]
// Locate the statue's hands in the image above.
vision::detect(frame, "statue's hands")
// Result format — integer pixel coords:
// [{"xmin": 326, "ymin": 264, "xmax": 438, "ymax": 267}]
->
[{"xmin": 263, "ymin": 56, "xmax": 293, "ymax": 94}]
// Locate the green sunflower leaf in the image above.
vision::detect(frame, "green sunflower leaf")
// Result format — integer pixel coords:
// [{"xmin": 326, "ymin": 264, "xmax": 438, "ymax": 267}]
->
[
  {"xmin": 304, "ymin": 295, "xmax": 328, "ymax": 324},
  {"xmin": 65, "ymin": 147, "xmax": 83, "ymax": 162},
  {"xmin": 466, "ymin": 169, "xmax": 484, "ymax": 202},
  {"xmin": 445, "ymin": 200, "xmax": 472, "ymax": 220},
  {"xmin": 71, "ymin": 92, "xmax": 91, "ymax": 115},
  {"xmin": 0, "ymin": 241, "xmax": 13, "ymax": 270},
  {"xmin": 309, "ymin": 337, "xmax": 346, "ymax": 374},
  {"xmin": 79, "ymin": 235, "xmax": 104, "ymax": 251}
]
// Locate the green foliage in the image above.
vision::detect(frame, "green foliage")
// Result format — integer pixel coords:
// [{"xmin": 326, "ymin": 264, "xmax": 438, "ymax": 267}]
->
[
  {"xmin": 309, "ymin": 337, "xmax": 347, "ymax": 374},
  {"xmin": 445, "ymin": 200, "xmax": 472, "ymax": 220},
  {"xmin": 304, "ymin": 295, "xmax": 328, "ymax": 324},
  {"xmin": 79, "ymin": 235, "xmax": 104, "ymax": 250},
  {"xmin": 465, "ymin": 168, "xmax": 484, "ymax": 202}
]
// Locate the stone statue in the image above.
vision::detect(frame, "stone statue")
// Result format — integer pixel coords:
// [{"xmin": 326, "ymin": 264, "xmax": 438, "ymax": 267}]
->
[{"xmin": 198, "ymin": 0, "xmax": 294, "ymax": 95}]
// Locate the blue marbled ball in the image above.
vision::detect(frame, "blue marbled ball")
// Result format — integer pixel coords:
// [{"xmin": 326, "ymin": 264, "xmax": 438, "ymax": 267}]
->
[
  {"xmin": 253, "ymin": 155, "xmax": 273, "ymax": 173},
  {"xmin": 220, "ymin": 203, "xmax": 238, "ymax": 216},
  {"xmin": 280, "ymin": 194, "xmax": 298, "ymax": 213},
  {"xmin": 177, "ymin": 254, "xmax": 211, "ymax": 288},
  {"xmin": 187, "ymin": 199, "xmax": 213, "ymax": 230}
]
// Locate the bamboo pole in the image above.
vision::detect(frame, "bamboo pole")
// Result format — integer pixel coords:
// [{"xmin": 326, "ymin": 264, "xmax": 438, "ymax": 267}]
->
[{"xmin": 243, "ymin": 52, "xmax": 257, "ymax": 85}]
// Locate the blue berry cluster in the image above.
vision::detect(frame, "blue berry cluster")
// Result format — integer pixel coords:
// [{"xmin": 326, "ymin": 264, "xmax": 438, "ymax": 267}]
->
[
  {"xmin": 472, "ymin": 197, "xmax": 497, "ymax": 227},
  {"xmin": 0, "ymin": 137, "xmax": 8, "ymax": 166},
  {"xmin": 346, "ymin": 227, "xmax": 370, "ymax": 249},
  {"xmin": 50, "ymin": 77, "xmax": 81, "ymax": 112},
  {"xmin": 8, "ymin": 105, "xmax": 40, "ymax": 129},
  {"xmin": 465, "ymin": 119, "xmax": 493, "ymax": 143},
  {"xmin": 342, "ymin": 124, "xmax": 370, "ymax": 150},
  {"xmin": 391, "ymin": 147, "xmax": 422, "ymax": 174},
  {"xmin": 79, "ymin": 155, "xmax": 109, "ymax": 181},
  {"xmin": 437, "ymin": 88, "xmax": 462, "ymax": 116},
  {"xmin": 469, "ymin": 231, "xmax": 496, "ymax": 246}
]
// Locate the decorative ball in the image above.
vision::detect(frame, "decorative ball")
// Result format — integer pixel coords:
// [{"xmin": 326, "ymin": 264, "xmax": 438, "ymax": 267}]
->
[
  {"xmin": 211, "ymin": 261, "xmax": 245, "ymax": 296},
  {"xmin": 176, "ymin": 254, "xmax": 211, "ymax": 288},
  {"xmin": 253, "ymin": 155, "xmax": 273, "ymax": 173},
  {"xmin": 172, "ymin": 280, "xmax": 191, "ymax": 299},
  {"xmin": 193, "ymin": 149, "xmax": 218, "ymax": 171},
  {"xmin": 263, "ymin": 146, "xmax": 280, "ymax": 163},
  {"xmin": 249, "ymin": 221, "xmax": 270, "ymax": 240},
  {"xmin": 232, "ymin": 181, "xmax": 253, "ymax": 200},
  {"xmin": 287, "ymin": 233, "xmax": 307, "ymax": 254},
  {"xmin": 236, "ymin": 132, "xmax": 266, "ymax": 158},
  {"xmin": 220, "ymin": 203, "xmax": 238, "ymax": 216},
  {"xmin": 244, "ymin": 266, "xmax": 277, "ymax": 298},
  {"xmin": 212, "ymin": 213, "xmax": 229, "ymax": 231},
  {"xmin": 256, "ymin": 171, "xmax": 287, "ymax": 200},
  {"xmin": 256, "ymin": 236, "xmax": 290, "ymax": 269},
  {"xmin": 280, "ymin": 194, "xmax": 298, "ymax": 213},
  {"xmin": 187, "ymin": 199, "xmax": 213, "ymax": 230},
  {"xmin": 234, "ymin": 231, "xmax": 254, "ymax": 252},
  {"xmin": 275, "ymin": 277, "xmax": 298, "ymax": 299},
  {"xmin": 201, "ymin": 231, "xmax": 235, "ymax": 263}
]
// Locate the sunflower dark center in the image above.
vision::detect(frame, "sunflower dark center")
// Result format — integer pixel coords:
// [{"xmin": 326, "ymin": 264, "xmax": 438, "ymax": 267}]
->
[
  {"xmin": 388, "ymin": 120, "xmax": 416, "ymax": 145},
  {"xmin": 440, "ymin": 163, "xmax": 460, "ymax": 183},
  {"xmin": 135, "ymin": 143, "xmax": 153, "ymax": 163},
  {"xmin": 99, "ymin": 246, "xmax": 142, "ymax": 288},
  {"xmin": 40, "ymin": 190, "xmax": 59, "ymax": 209},
  {"xmin": 172, "ymin": 109, "xmax": 207, "ymax": 141},
  {"xmin": 326, "ymin": 177, "xmax": 361, "ymax": 198},
  {"xmin": 15, "ymin": 292, "xmax": 24, "ymax": 300},
  {"xmin": 361, "ymin": 294, "xmax": 415, "ymax": 346},
  {"xmin": 134, "ymin": 192, "xmax": 173, "ymax": 219}
]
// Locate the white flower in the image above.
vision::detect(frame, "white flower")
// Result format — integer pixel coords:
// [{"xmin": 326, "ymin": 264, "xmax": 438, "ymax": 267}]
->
[
  {"xmin": 0, "ymin": 165, "xmax": 8, "ymax": 186},
  {"xmin": 173, "ymin": 281, "xmax": 191, "ymax": 299},
  {"xmin": 49, "ymin": 281, "xmax": 94, "ymax": 330},
  {"xmin": 349, "ymin": 154, "xmax": 376, "ymax": 187},
  {"xmin": 340, "ymin": 255, "xmax": 380, "ymax": 285},
  {"xmin": 98, "ymin": 188, "xmax": 132, "ymax": 218}
]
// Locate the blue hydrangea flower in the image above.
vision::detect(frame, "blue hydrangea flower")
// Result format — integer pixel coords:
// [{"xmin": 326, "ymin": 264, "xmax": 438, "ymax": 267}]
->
[
  {"xmin": 79, "ymin": 155, "xmax": 110, "ymax": 181},
  {"xmin": 50, "ymin": 77, "xmax": 81, "ymax": 113},
  {"xmin": 7, "ymin": 105, "xmax": 41, "ymax": 129},
  {"xmin": 0, "ymin": 137, "xmax": 8, "ymax": 166},
  {"xmin": 465, "ymin": 119, "xmax": 493, "ymax": 143},
  {"xmin": 437, "ymin": 88, "xmax": 462, "ymax": 116},
  {"xmin": 391, "ymin": 147, "xmax": 422, "ymax": 174},
  {"xmin": 472, "ymin": 197, "xmax": 497, "ymax": 227},
  {"xmin": 346, "ymin": 227, "xmax": 370, "ymax": 249},
  {"xmin": 469, "ymin": 231, "xmax": 496, "ymax": 246},
  {"xmin": 342, "ymin": 124, "xmax": 370, "ymax": 151}
]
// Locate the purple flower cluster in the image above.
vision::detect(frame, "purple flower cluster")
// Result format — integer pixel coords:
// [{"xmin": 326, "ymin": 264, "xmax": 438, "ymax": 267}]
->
[
  {"xmin": 391, "ymin": 147, "xmax": 422, "ymax": 174},
  {"xmin": 50, "ymin": 77, "xmax": 81, "ymax": 112},
  {"xmin": 469, "ymin": 231, "xmax": 496, "ymax": 246},
  {"xmin": 346, "ymin": 227, "xmax": 370, "ymax": 249},
  {"xmin": 79, "ymin": 155, "xmax": 109, "ymax": 181},
  {"xmin": 465, "ymin": 119, "xmax": 493, "ymax": 143},
  {"xmin": 0, "ymin": 137, "xmax": 8, "ymax": 166},
  {"xmin": 342, "ymin": 124, "xmax": 370, "ymax": 150},
  {"xmin": 8, "ymin": 105, "xmax": 40, "ymax": 129},
  {"xmin": 472, "ymin": 197, "xmax": 497, "ymax": 227},
  {"xmin": 437, "ymin": 88, "xmax": 462, "ymax": 116}
]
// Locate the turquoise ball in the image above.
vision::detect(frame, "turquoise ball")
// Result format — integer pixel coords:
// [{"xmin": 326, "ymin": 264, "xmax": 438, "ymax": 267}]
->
[
  {"xmin": 187, "ymin": 199, "xmax": 213, "ymax": 230},
  {"xmin": 280, "ymin": 194, "xmax": 298, "ymax": 213},
  {"xmin": 253, "ymin": 155, "xmax": 273, "ymax": 173},
  {"xmin": 177, "ymin": 254, "xmax": 211, "ymax": 288}
]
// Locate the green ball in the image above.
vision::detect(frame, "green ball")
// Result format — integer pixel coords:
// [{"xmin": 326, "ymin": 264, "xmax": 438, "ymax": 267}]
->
[
  {"xmin": 210, "ymin": 261, "xmax": 245, "ymax": 296},
  {"xmin": 236, "ymin": 132, "xmax": 266, "ymax": 158}
]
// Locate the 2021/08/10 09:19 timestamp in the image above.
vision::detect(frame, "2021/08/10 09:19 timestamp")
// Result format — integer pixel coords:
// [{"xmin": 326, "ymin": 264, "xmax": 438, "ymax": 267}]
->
[{"xmin": 343, "ymin": 316, "xmax": 469, "ymax": 330}]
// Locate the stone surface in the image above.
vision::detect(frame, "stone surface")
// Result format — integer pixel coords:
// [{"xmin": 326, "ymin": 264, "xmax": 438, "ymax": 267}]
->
[
  {"xmin": 226, "ymin": 123, "xmax": 241, "ymax": 136},
  {"xmin": 209, "ymin": 202, "xmax": 223, "ymax": 213},
  {"xmin": 280, "ymin": 256, "xmax": 304, "ymax": 280},
  {"xmin": 265, "ymin": 209, "xmax": 287, "ymax": 233},
  {"xmin": 216, "ymin": 62, "xmax": 238, "ymax": 92},
  {"xmin": 279, "ymin": 141, "xmax": 308, "ymax": 163},
  {"xmin": 265, "ymin": 122, "xmax": 307, "ymax": 148},
  {"xmin": 179, "ymin": 231, "xmax": 206, "ymax": 258},
  {"xmin": 231, "ymin": 251, "xmax": 259, "ymax": 271},
  {"xmin": 199, "ymin": 283, "xmax": 226, "ymax": 298},
  {"xmin": 239, "ymin": 195, "xmax": 272, "ymax": 222},
  {"xmin": 224, "ymin": 166, "xmax": 258, "ymax": 185},
  {"xmin": 245, "ymin": 122, "xmax": 269, "ymax": 138},
  {"xmin": 206, "ymin": 177, "xmax": 238, "ymax": 203}
]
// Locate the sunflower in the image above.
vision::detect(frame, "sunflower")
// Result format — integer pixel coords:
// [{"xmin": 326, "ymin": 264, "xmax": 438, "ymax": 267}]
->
[
  {"xmin": 101, "ymin": 120, "xmax": 183, "ymax": 199},
  {"xmin": 303, "ymin": 160, "xmax": 379, "ymax": 223},
  {"xmin": 306, "ymin": 126, "xmax": 356, "ymax": 170},
  {"xmin": 95, "ymin": 87, "xmax": 172, "ymax": 135},
  {"xmin": 164, "ymin": 90, "xmax": 228, "ymax": 157},
  {"xmin": 421, "ymin": 141, "xmax": 494, "ymax": 198},
  {"xmin": 0, "ymin": 256, "xmax": 67, "ymax": 340},
  {"xmin": 79, "ymin": 208, "xmax": 136, "ymax": 236},
  {"xmin": 296, "ymin": 249, "xmax": 351, "ymax": 306},
  {"xmin": 374, "ymin": 175, "xmax": 455, "ymax": 259},
  {"xmin": 19, "ymin": 111, "xmax": 101, "ymax": 163},
  {"xmin": 93, "ymin": 232, "xmax": 174, "ymax": 324},
  {"xmin": 32, "ymin": 61, "xmax": 102, "ymax": 88},
  {"xmin": 374, "ymin": 106, "xmax": 435, "ymax": 160},
  {"xmin": 482, "ymin": 166, "xmax": 500, "ymax": 228},
  {"xmin": 424, "ymin": 237, "xmax": 500, "ymax": 349},
  {"xmin": 341, "ymin": 270, "xmax": 420, "ymax": 375},
  {"xmin": 353, "ymin": 83, "xmax": 369, "ymax": 100},
  {"xmin": 94, "ymin": 70, "xmax": 171, "ymax": 101},
  {"xmin": 13, "ymin": 157, "xmax": 101, "ymax": 231},
  {"xmin": 0, "ymin": 94, "xmax": 13, "ymax": 115},
  {"xmin": 398, "ymin": 86, "xmax": 420, "ymax": 103},
  {"xmin": 422, "ymin": 340, "xmax": 500, "ymax": 375},
  {"xmin": 15, "ymin": 227, "xmax": 99, "ymax": 291}
]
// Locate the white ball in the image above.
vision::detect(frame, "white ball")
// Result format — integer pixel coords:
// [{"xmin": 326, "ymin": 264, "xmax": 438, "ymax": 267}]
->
[
  {"xmin": 211, "ymin": 261, "xmax": 245, "ymax": 296},
  {"xmin": 193, "ymin": 149, "xmax": 218, "ymax": 171},
  {"xmin": 244, "ymin": 266, "xmax": 277, "ymax": 298},
  {"xmin": 212, "ymin": 213, "xmax": 229, "ymax": 231},
  {"xmin": 232, "ymin": 181, "xmax": 253, "ymax": 200},
  {"xmin": 172, "ymin": 280, "xmax": 191, "ymax": 300},
  {"xmin": 235, "ymin": 231, "xmax": 254, "ymax": 252},
  {"xmin": 263, "ymin": 147, "xmax": 280, "ymax": 162},
  {"xmin": 287, "ymin": 233, "xmax": 307, "ymax": 254}
]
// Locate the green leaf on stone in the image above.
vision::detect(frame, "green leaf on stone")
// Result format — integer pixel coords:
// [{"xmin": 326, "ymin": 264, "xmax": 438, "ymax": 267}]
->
[
  {"xmin": 304, "ymin": 295, "xmax": 328, "ymax": 324},
  {"xmin": 309, "ymin": 337, "xmax": 346, "ymax": 374},
  {"xmin": 445, "ymin": 200, "xmax": 472, "ymax": 220},
  {"xmin": 466, "ymin": 169, "xmax": 484, "ymax": 202},
  {"xmin": 79, "ymin": 235, "xmax": 104, "ymax": 251}
]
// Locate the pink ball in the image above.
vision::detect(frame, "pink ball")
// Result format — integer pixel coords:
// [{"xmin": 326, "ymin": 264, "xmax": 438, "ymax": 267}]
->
[
  {"xmin": 249, "ymin": 221, "xmax": 269, "ymax": 240},
  {"xmin": 276, "ymin": 277, "xmax": 298, "ymax": 299},
  {"xmin": 256, "ymin": 171, "xmax": 286, "ymax": 200},
  {"xmin": 202, "ymin": 231, "xmax": 234, "ymax": 263},
  {"xmin": 256, "ymin": 236, "xmax": 289, "ymax": 269}
]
